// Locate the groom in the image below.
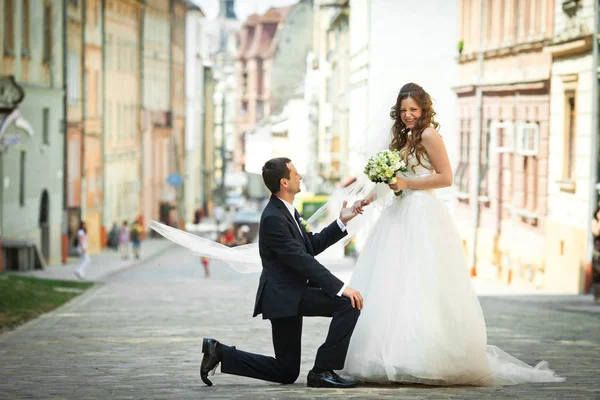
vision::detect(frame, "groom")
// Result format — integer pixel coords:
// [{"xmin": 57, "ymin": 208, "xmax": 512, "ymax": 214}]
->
[{"xmin": 200, "ymin": 157, "xmax": 364, "ymax": 388}]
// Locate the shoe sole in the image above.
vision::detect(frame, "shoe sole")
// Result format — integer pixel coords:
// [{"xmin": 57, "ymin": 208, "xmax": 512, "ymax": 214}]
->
[{"xmin": 307, "ymin": 381, "xmax": 358, "ymax": 389}]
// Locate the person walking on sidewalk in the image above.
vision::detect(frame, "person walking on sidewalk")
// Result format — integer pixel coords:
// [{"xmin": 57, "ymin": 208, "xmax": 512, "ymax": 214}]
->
[
  {"xmin": 73, "ymin": 221, "xmax": 90, "ymax": 280},
  {"xmin": 130, "ymin": 219, "xmax": 142, "ymax": 260},
  {"xmin": 108, "ymin": 222, "xmax": 119, "ymax": 251},
  {"xmin": 591, "ymin": 205, "xmax": 600, "ymax": 303},
  {"xmin": 119, "ymin": 221, "xmax": 130, "ymax": 260}
]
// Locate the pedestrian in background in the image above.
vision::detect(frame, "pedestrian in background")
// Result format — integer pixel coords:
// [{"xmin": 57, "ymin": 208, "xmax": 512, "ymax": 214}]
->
[
  {"xmin": 130, "ymin": 219, "xmax": 142, "ymax": 260},
  {"xmin": 73, "ymin": 221, "xmax": 90, "ymax": 280},
  {"xmin": 119, "ymin": 220, "xmax": 130, "ymax": 260},
  {"xmin": 108, "ymin": 222, "xmax": 119, "ymax": 251},
  {"xmin": 201, "ymin": 256, "xmax": 210, "ymax": 278},
  {"xmin": 591, "ymin": 205, "xmax": 600, "ymax": 303}
]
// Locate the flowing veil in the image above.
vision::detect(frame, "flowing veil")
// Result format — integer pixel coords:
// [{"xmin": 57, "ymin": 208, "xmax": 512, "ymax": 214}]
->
[{"xmin": 149, "ymin": 90, "xmax": 400, "ymax": 273}]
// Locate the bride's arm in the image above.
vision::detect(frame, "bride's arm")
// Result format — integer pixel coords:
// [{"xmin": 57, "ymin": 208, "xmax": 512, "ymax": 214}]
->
[{"xmin": 391, "ymin": 127, "xmax": 453, "ymax": 191}]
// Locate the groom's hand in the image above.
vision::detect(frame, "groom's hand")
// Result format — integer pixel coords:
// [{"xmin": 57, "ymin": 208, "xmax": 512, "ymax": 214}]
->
[
  {"xmin": 342, "ymin": 286, "xmax": 364, "ymax": 310},
  {"xmin": 339, "ymin": 201, "xmax": 358, "ymax": 225}
]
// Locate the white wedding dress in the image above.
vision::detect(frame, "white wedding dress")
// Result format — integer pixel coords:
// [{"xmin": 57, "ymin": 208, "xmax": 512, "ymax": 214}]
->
[{"xmin": 341, "ymin": 154, "xmax": 564, "ymax": 386}]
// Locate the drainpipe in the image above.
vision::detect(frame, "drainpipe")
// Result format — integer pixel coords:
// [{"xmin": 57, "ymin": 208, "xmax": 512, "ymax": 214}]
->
[
  {"xmin": 80, "ymin": 0, "xmax": 86, "ymax": 226},
  {"xmin": 100, "ymin": 0, "xmax": 107, "ymax": 247},
  {"xmin": 469, "ymin": 0, "xmax": 486, "ymax": 276},
  {"xmin": 588, "ymin": 1, "xmax": 599, "ymax": 263},
  {"xmin": 139, "ymin": 2, "xmax": 145, "ymax": 236},
  {"xmin": 62, "ymin": 0, "xmax": 68, "ymax": 264}
]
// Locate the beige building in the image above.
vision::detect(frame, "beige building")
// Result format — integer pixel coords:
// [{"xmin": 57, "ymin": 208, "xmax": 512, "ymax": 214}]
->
[
  {"xmin": 141, "ymin": 0, "xmax": 173, "ymax": 231},
  {"xmin": 454, "ymin": 0, "xmax": 555, "ymax": 286},
  {"xmin": 544, "ymin": 0, "xmax": 598, "ymax": 293},
  {"xmin": 82, "ymin": 0, "xmax": 105, "ymax": 253},
  {"xmin": 103, "ymin": 0, "xmax": 144, "ymax": 235},
  {"xmin": 314, "ymin": 0, "xmax": 350, "ymax": 189}
]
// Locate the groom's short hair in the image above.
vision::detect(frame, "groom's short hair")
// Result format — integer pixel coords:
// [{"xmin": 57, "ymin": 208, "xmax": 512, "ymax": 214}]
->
[{"xmin": 262, "ymin": 157, "xmax": 291, "ymax": 194}]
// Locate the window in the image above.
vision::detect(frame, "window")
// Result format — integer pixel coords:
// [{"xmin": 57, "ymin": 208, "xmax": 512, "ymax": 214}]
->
[
  {"xmin": 563, "ymin": 91, "xmax": 576, "ymax": 180},
  {"xmin": 19, "ymin": 151, "xmax": 25, "ymax": 206},
  {"xmin": 106, "ymin": 34, "xmax": 113, "ymax": 70},
  {"xmin": 43, "ymin": 3, "xmax": 52, "ymax": 62},
  {"xmin": 257, "ymin": 101, "xmax": 264, "ymax": 121},
  {"xmin": 522, "ymin": 150, "xmax": 538, "ymax": 214},
  {"xmin": 4, "ymin": 0, "xmax": 14, "ymax": 55},
  {"xmin": 42, "ymin": 108, "xmax": 50, "ymax": 145},
  {"xmin": 83, "ymin": 70, "xmax": 89, "ymax": 116},
  {"xmin": 517, "ymin": 122, "xmax": 540, "ymax": 214},
  {"xmin": 494, "ymin": 121, "xmax": 515, "ymax": 153},
  {"xmin": 22, "ymin": 0, "xmax": 30, "ymax": 56},
  {"xmin": 517, "ymin": 122, "xmax": 540, "ymax": 156},
  {"xmin": 479, "ymin": 120, "xmax": 491, "ymax": 197},
  {"xmin": 455, "ymin": 118, "xmax": 471, "ymax": 196},
  {"xmin": 96, "ymin": 72, "xmax": 101, "ymax": 116},
  {"xmin": 68, "ymin": 53, "xmax": 80, "ymax": 105}
]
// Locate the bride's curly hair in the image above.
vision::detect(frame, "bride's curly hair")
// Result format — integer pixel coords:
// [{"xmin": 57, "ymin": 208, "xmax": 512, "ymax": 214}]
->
[{"xmin": 389, "ymin": 83, "xmax": 440, "ymax": 171}]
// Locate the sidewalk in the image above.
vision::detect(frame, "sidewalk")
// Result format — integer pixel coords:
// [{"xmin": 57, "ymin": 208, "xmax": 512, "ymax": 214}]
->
[{"xmin": 12, "ymin": 237, "xmax": 176, "ymax": 282}]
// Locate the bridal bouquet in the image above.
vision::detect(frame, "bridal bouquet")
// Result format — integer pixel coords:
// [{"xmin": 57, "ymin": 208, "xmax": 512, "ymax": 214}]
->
[{"xmin": 363, "ymin": 149, "xmax": 408, "ymax": 196}]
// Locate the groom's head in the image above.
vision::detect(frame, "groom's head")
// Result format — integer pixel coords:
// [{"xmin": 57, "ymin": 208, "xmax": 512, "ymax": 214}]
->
[{"xmin": 262, "ymin": 157, "xmax": 302, "ymax": 195}]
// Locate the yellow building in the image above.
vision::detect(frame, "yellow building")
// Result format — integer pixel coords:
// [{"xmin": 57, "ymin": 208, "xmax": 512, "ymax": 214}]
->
[{"xmin": 103, "ymin": 0, "xmax": 144, "ymax": 236}]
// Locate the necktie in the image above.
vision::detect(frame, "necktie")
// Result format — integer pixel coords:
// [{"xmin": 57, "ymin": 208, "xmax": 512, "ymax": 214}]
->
[{"xmin": 293, "ymin": 210, "xmax": 304, "ymax": 235}]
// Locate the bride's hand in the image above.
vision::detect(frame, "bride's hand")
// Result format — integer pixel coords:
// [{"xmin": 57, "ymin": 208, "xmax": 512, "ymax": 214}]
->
[
  {"xmin": 389, "ymin": 177, "xmax": 409, "ymax": 192},
  {"xmin": 351, "ymin": 198, "xmax": 370, "ymax": 214}
]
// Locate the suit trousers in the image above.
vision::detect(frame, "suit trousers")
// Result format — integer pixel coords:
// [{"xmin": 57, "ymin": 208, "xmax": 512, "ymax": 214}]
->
[{"xmin": 221, "ymin": 288, "xmax": 360, "ymax": 384}]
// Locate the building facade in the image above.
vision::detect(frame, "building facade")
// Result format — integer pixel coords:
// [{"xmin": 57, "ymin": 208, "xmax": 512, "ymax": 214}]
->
[
  {"xmin": 141, "ymin": 0, "xmax": 173, "ymax": 231},
  {"xmin": 82, "ymin": 0, "xmax": 104, "ymax": 253},
  {"xmin": 455, "ymin": 0, "xmax": 555, "ymax": 285},
  {"xmin": 66, "ymin": 0, "xmax": 83, "ymax": 257},
  {"xmin": 103, "ymin": 0, "xmax": 143, "ymax": 237},
  {"xmin": 184, "ymin": 5, "xmax": 206, "ymax": 226},
  {"xmin": 233, "ymin": 4, "xmax": 296, "ymax": 172},
  {"xmin": 314, "ymin": 0, "xmax": 350, "ymax": 188},
  {"xmin": 0, "ymin": 0, "xmax": 65, "ymax": 265},
  {"xmin": 545, "ymin": 0, "xmax": 598, "ymax": 292}
]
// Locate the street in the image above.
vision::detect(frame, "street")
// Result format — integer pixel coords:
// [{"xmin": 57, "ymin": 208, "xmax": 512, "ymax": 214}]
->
[{"xmin": 1, "ymin": 243, "xmax": 599, "ymax": 399}]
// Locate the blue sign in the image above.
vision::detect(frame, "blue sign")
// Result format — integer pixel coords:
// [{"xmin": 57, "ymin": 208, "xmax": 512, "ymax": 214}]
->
[{"xmin": 166, "ymin": 173, "xmax": 183, "ymax": 186}]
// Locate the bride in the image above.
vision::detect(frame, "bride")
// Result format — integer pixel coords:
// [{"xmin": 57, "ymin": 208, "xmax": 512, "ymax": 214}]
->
[{"xmin": 341, "ymin": 82, "xmax": 563, "ymax": 386}]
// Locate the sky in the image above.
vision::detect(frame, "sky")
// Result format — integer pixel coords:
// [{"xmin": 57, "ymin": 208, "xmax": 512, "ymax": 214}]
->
[{"xmin": 193, "ymin": 0, "xmax": 298, "ymax": 21}]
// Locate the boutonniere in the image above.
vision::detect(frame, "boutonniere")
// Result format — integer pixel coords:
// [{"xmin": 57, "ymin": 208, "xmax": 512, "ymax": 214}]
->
[{"xmin": 299, "ymin": 217, "xmax": 312, "ymax": 233}]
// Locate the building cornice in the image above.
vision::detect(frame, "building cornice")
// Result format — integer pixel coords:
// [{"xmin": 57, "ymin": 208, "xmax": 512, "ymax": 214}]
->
[
  {"xmin": 453, "ymin": 79, "xmax": 549, "ymax": 95},
  {"xmin": 458, "ymin": 38, "xmax": 550, "ymax": 64},
  {"xmin": 544, "ymin": 35, "xmax": 592, "ymax": 58}
]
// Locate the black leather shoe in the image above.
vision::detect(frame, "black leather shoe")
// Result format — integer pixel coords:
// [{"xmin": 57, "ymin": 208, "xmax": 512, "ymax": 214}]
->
[
  {"xmin": 307, "ymin": 370, "xmax": 359, "ymax": 388},
  {"xmin": 200, "ymin": 338, "xmax": 222, "ymax": 386},
  {"xmin": 331, "ymin": 371, "xmax": 359, "ymax": 386}
]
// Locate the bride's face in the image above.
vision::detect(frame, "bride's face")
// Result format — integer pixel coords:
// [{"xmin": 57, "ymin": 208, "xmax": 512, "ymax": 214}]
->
[{"xmin": 399, "ymin": 97, "xmax": 422, "ymax": 130}]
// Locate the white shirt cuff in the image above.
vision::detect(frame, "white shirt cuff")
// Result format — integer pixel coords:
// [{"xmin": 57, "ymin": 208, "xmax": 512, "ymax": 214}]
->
[
  {"xmin": 336, "ymin": 218, "xmax": 346, "ymax": 232},
  {"xmin": 336, "ymin": 283, "xmax": 347, "ymax": 297}
]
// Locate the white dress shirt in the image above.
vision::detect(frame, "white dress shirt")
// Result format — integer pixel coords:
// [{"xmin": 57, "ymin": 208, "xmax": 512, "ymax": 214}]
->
[{"xmin": 279, "ymin": 197, "xmax": 347, "ymax": 297}]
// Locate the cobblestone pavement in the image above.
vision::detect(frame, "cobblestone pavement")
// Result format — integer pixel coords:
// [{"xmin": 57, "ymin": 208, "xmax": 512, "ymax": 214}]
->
[{"xmin": 1, "ymin": 246, "xmax": 600, "ymax": 399}]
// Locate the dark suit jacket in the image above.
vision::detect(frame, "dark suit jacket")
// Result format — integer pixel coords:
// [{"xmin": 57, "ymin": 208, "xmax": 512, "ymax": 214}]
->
[{"xmin": 253, "ymin": 195, "xmax": 347, "ymax": 319}]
